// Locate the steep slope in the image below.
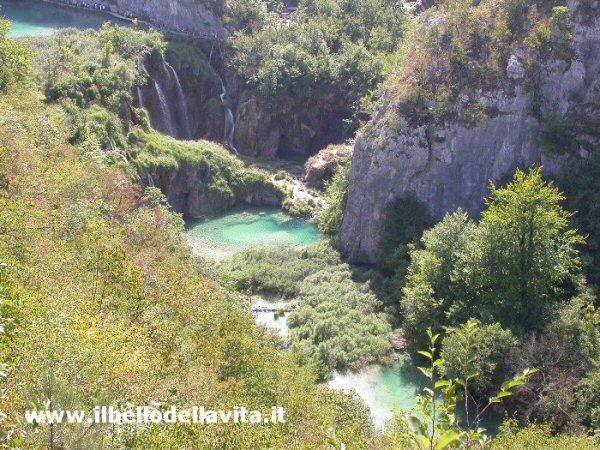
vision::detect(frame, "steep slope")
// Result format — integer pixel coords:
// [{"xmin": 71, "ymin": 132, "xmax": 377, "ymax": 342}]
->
[{"xmin": 341, "ymin": 0, "xmax": 600, "ymax": 263}]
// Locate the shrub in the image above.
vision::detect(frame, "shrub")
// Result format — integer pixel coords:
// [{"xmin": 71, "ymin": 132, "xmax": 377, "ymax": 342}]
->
[
  {"xmin": 0, "ymin": 17, "xmax": 32, "ymax": 93},
  {"xmin": 441, "ymin": 320, "xmax": 517, "ymax": 396},
  {"xmin": 316, "ymin": 159, "xmax": 350, "ymax": 241}
]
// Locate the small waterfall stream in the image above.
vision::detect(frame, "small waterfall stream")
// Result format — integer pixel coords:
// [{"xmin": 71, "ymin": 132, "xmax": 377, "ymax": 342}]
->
[
  {"xmin": 136, "ymin": 86, "xmax": 144, "ymax": 108},
  {"xmin": 219, "ymin": 76, "xmax": 239, "ymax": 155},
  {"xmin": 164, "ymin": 61, "xmax": 192, "ymax": 140},
  {"xmin": 153, "ymin": 80, "xmax": 176, "ymax": 137}
]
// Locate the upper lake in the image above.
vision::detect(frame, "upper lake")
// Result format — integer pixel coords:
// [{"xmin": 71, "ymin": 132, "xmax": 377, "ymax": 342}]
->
[{"xmin": 1, "ymin": 0, "xmax": 127, "ymax": 37}]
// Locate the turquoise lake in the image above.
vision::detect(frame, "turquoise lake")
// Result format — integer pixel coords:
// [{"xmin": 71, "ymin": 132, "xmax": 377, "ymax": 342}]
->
[
  {"xmin": 1, "ymin": 0, "xmax": 127, "ymax": 38},
  {"xmin": 185, "ymin": 207, "xmax": 321, "ymax": 260}
]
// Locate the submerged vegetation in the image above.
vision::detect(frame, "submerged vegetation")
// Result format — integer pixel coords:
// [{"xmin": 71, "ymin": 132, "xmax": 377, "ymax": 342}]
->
[{"xmin": 223, "ymin": 243, "xmax": 393, "ymax": 380}]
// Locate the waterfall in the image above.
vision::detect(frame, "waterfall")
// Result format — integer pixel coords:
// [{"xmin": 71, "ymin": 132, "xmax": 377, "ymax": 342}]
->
[
  {"xmin": 162, "ymin": 60, "xmax": 172, "ymax": 84},
  {"xmin": 136, "ymin": 86, "xmax": 144, "ymax": 108},
  {"xmin": 219, "ymin": 76, "xmax": 239, "ymax": 156},
  {"xmin": 146, "ymin": 172, "xmax": 155, "ymax": 187},
  {"xmin": 153, "ymin": 80, "xmax": 176, "ymax": 137},
  {"xmin": 164, "ymin": 61, "xmax": 192, "ymax": 140}
]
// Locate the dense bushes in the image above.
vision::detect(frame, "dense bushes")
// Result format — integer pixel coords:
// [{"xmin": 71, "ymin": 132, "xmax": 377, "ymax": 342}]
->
[
  {"xmin": 383, "ymin": 0, "xmax": 575, "ymax": 126},
  {"xmin": 0, "ymin": 17, "xmax": 31, "ymax": 93},
  {"xmin": 0, "ymin": 87, "xmax": 382, "ymax": 449},
  {"xmin": 490, "ymin": 420, "xmax": 599, "ymax": 450},
  {"xmin": 29, "ymin": 25, "xmax": 164, "ymax": 153},
  {"xmin": 223, "ymin": 243, "xmax": 393, "ymax": 380},
  {"xmin": 231, "ymin": 0, "xmax": 412, "ymax": 132}
]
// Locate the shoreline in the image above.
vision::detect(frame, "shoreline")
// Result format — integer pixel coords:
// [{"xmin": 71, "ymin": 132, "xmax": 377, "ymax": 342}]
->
[{"xmin": 37, "ymin": 0, "xmax": 224, "ymax": 41}]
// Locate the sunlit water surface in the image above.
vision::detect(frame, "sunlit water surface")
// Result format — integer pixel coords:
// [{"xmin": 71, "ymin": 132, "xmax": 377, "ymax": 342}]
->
[
  {"xmin": 1, "ymin": 0, "xmax": 127, "ymax": 37},
  {"xmin": 185, "ymin": 207, "xmax": 321, "ymax": 261}
]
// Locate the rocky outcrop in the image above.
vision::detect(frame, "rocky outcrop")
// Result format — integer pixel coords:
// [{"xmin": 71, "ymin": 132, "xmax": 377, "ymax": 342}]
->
[
  {"xmin": 233, "ymin": 92, "xmax": 350, "ymax": 158},
  {"xmin": 340, "ymin": 0, "xmax": 600, "ymax": 263},
  {"xmin": 108, "ymin": 0, "xmax": 226, "ymax": 38},
  {"xmin": 151, "ymin": 161, "xmax": 284, "ymax": 219},
  {"xmin": 304, "ymin": 144, "xmax": 350, "ymax": 190},
  {"xmin": 137, "ymin": 53, "xmax": 225, "ymax": 143}
]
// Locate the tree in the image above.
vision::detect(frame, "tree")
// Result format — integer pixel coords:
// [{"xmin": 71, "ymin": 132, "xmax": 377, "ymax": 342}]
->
[
  {"xmin": 461, "ymin": 168, "xmax": 584, "ymax": 332},
  {"xmin": 441, "ymin": 320, "xmax": 516, "ymax": 397},
  {"xmin": 400, "ymin": 210, "xmax": 476, "ymax": 353},
  {"xmin": 388, "ymin": 327, "xmax": 536, "ymax": 450},
  {"xmin": 401, "ymin": 169, "xmax": 586, "ymax": 354},
  {"xmin": 0, "ymin": 18, "xmax": 31, "ymax": 93}
]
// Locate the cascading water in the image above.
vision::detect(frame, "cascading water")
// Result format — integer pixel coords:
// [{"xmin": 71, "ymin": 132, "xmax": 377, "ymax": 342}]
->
[
  {"xmin": 164, "ymin": 61, "xmax": 192, "ymax": 140},
  {"xmin": 153, "ymin": 80, "xmax": 176, "ymax": 137},
  {"xmin": 219, "ymin": 76, "xmax": 239, "ymax": 155},
  {"xmin": 140, "ymin": 62, "xmax": 176, "ymax": 137},
  {"xmin": 136, "ymin": 86, "xmax": 144, "ymax": 108}
]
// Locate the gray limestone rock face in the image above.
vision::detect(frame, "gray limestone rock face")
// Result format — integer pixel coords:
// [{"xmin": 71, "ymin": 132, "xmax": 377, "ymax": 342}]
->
[
  {"xmin": 109, "ymin": 0, "xmax": 226, "ymax": 38},
  {"xmin": 340, "ymin": 1, "xmax": 600, "ymax": 263}
]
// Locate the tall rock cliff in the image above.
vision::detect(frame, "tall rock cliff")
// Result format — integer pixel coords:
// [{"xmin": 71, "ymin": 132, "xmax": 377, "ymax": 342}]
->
[
  {"xmin": 340, "ymin": 0, "xmax": 600, "ymax": 263},
  {"xmin": 107, "ymin": 0, "xmax": 227, "ymax": 38}
]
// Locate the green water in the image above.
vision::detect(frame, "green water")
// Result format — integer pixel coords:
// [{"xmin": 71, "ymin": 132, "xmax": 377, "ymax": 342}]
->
[
  {"xmin": 185, "ymin": 207, "xmax": 321, "ymax": 260},
  {"xmin": 330, "ymin": 359, "xmax": 426, "ymax": 429},
  {"xmin": 1, "ymin": 0, "xmax": 127, "ymax": 38}
]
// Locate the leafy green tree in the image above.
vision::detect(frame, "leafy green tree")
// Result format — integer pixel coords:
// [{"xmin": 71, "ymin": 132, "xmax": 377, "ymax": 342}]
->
[
  {"xmin": 400, "ymin": 210, "xmax": 476, "ymax": 353},
  {"xmin": 461, "ymin": 168, "xmax": 584, "ymax": 332},
  {"xmin": 441, "ymin": 320, "xmax": 516, "ymax": 397},
  {"xmin": 389, "ymin": 326, "xmax": 536, "ymax": 450},
  {"xmin": 0, "ymin": 17, "xmax": 31, "ymax": 93},
  {"xmin": 401, "ymin": 169, "xmax": 586, "ymax": 353}
]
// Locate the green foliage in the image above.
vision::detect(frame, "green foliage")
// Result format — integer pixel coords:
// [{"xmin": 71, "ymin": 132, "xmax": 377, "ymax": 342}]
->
[
  {"xmin": 223, "ymin": 243, "xmax": 393, "ymax": 380},
  {"xmin": 316, "ymin": 158, "xmax": 350, "ymax": 241},
  {"xmin": 401, "ymin": 210, "xmax": 477, "ymax": 354},
  {"xmin": 28, "ymin": 25, "xmax": 164, "ymax": 153},
  {"xmin": 129, "ymin": 130, "xmax": 282, "ymax": 210},
  {"xmin": 401, "ymin": 169, "xmax": 585, "ymax": 354},
  {"xmin": 380, "ymin": 196, "xmax": 433, "ymax": 277},
  {"xmin": 538, "ymin": 108, "xmax": 578, "ymax": 155},
  {"xmin": 0, "ymin": 17, "xmax": 32, "ymax": 93},
  {"xmin": 231, "ymin": 0, "xmax": 412, "ymax": 131},
  {"xmin": 441, "ymin": 321, "xmax": 516, "ymax": 397},
  {"xmin": 491, "ymin": 419, "xmax": 599, "ymax": 450},
  {"xmin": 466, "ymin": 168, "xmax": 584, "ymax": 331},
  {"xmin": 389, "ymin": 326, "xmax": 536, "ymax": 450},
  {"xmin": 558, "ymin": 150, "xmax": 600, "ymax": 285},
  {"xmin": 288, "ymin": 263, "xmax": 393, "ymax": 379},
  {"xmin": 384, "ymin": 0, "xmax": 574, "ymax": 125},
  {"xmin": 36, "ymin": 26, "xmax": 163, "ymax": 118},
  {"xmin": 507, "ymin": 293, "xmax": 600, "ymax": 430},
  {"xmin": 224, "ymin": 242, "xmax": 341, "ymax": 298},
  {"xmin": 0, "ymin": 88, "xmax": 379, "ymax": 449}
]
